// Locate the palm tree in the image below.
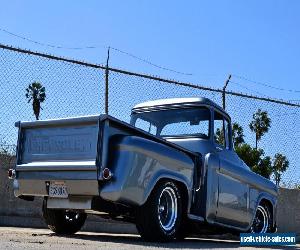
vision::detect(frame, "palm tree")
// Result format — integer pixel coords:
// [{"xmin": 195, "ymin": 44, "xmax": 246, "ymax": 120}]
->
[
  {"xmin": 25, "ymin": 82, "xmax": 46, "ymax": 120},
  {"xmin": 232, "ymin": 122, "xmax": 244, "ymax": 148},
  {"xmin": 249, "ymin": 109, "xmax": 271, "ymax": 149},
  {"xmin": 235, "ymin": 143, "xmax": 272, "ymax": 179},
  {"xmin": 215, "ymin": 127, "xmax": 225, "ymax": 146},
  {"xmin": 215, "ymin": 122, "xmax": 245, "ymax": 148},
  {"xmin": 272, "ymin": 153, "xmax": 289, "ymax": 187}
]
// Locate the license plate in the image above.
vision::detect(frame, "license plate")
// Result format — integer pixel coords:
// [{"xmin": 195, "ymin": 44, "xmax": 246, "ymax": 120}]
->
[{"xmin": 49, "ymin": 182, "xmax": 68, "ymax": 198}]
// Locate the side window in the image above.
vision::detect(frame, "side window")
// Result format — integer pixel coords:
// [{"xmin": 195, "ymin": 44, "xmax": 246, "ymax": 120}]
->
[
  {"xmin": 135, "ymin": 118, "xmax": 157, "ymax": 135},
  {"xmin": 214, "ymin": 111, "xmax": 231, "ymax": 149},
  {"xmin": 214, "ymin": 112, "xmax": 225, "ymax": 147}
]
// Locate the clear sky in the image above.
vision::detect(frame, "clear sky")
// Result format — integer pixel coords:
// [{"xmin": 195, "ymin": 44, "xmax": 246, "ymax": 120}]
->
[
  {"xmin": 0, "ymin": 1, "xmax": 299, "ymax": 186},
  {"xmin": 0, "ymin": 0, "xmax": 300, "ymax": 101}
]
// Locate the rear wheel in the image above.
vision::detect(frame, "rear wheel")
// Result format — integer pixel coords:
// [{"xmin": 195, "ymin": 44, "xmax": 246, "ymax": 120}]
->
[
  {"xmin": 136, "ymin": 181, "xmax": 182, "ymax": 242},
  {"xmin": 42, "ymin": 199, "xmax": 87, "ymax": 234}
]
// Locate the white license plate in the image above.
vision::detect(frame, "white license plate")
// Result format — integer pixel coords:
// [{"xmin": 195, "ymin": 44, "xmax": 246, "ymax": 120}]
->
[{"xmin": 49, "ymin": 182, "xmax": 68, "ymax": 198}]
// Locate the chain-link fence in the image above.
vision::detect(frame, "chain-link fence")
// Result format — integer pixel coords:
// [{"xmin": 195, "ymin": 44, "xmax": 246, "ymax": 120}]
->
[{"xmin": 0, "ymin": 43, "xmax": 299, "ymax": 187}]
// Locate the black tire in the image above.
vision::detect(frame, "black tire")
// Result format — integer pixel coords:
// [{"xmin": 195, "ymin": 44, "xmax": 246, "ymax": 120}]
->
[
  {"xmin": 42, "ymin": 199, "xmax": 87, "ymax": 234},
  {"xmin": 136, "ymin": 181, "xmax": 182, "ymax": 242},
  {"xmin": 175, "ymin": 219, "xmax": 189, "ymax": 240},
  {"xmin": 249, "ymin": 204, "xmax": 271, "ymax": 233}
]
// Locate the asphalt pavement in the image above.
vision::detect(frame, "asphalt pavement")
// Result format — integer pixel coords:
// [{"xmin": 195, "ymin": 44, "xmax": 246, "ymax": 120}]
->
[{"xmin": 0, "ymin": 227, "xmax": 298, "ymax": 250}]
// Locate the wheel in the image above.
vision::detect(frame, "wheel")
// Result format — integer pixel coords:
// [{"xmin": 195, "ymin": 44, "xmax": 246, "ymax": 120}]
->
[
  {"xmin": 42, "ymin": 199, "xmax": 87, "ymax": 234},
  {"xmin": 249, "ymin": 204, "xmax": 271, "ymax": 233},
  {"xmin": 175, "ymin": 205, "xmax": 189, "ymax": 240},
  {"xmin": 136, "ymin": 181, "xmax": 182, "ymax": 242}
]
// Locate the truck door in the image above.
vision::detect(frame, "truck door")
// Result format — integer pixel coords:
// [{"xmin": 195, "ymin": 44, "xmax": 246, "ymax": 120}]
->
[{"xmin": 213, "ymin": 111, "xmax": 249, "ymax": 229}]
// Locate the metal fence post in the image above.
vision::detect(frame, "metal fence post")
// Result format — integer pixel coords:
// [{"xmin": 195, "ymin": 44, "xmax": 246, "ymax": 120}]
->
[
  {"xmin": 222, "ymin": 74, "xmax": 231, "ymax": 110},
  {"xmin": 105, "ymin": 47, "xmax": 110, "ymax": 114}
]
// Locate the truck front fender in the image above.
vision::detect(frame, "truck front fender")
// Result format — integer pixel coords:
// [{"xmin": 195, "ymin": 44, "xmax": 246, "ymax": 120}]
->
[{"xmin": 246, "ymin": 191, "xmax": 278, "ymax": 232}]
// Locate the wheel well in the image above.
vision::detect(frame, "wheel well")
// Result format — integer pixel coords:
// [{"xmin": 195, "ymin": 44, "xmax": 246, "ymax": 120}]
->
[
  {"xmin": 152, "ymin": 178, "xmax": 189, "ymax": 214},
  {"xmin": 175, "ymin": 181, "xmax": 189, "ymax": 215}
]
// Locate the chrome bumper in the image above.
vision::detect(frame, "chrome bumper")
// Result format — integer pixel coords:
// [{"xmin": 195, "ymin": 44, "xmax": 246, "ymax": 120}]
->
[{"xmin": 13, "ymin": 179, "xmax": 99, "ymax": 197}]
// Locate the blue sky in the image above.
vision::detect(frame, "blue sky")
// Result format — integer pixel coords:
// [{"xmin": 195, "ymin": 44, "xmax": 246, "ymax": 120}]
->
[
  {"xmin": 0, "ymin": 1, "xmax": 299, "ymax": 185},
  {"xmin": 0, "ymin": 0, "xmax": 300, "ymax": 101}
]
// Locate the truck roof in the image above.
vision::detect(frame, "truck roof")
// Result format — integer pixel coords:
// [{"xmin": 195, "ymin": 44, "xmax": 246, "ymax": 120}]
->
[{"xmin": 132, "ymin": 97, "xmax": 229, "ymax": 117}]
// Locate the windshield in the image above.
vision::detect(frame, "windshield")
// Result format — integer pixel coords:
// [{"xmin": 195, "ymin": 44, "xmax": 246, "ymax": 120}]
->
[{"xmin": 131, "ymin": 107, "xmax": 210, "ymax": 138}]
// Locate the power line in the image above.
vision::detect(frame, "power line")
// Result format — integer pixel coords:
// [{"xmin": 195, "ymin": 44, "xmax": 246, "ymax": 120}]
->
[
  {"xmin": 232, "ymin": 74, "xmax": 300, "ymax": 93},
  {"xmin": 0, "ymin": 27, "xmax": 192, "ymax": 76},
  {"xmin": 230, "ymin": 80, "xmax": 299, "ymax": 104},
  {"xmin": 272, "ymin": 111, "xmax": 300, "ymax": 118},
  {"xmin": 0, "ymin": 27, "xmax": 99, "ymax": 50},
  {"xmin": 109, "ymin": 47, "xmax": 192, "ymax": 75}
]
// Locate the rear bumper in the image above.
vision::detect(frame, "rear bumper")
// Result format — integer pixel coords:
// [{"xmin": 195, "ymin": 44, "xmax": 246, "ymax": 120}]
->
[
  {"xmin": 47, "ymin": 196, "xmax": 93, "ymax": 210},
  {"xmin": 14, "ymin": 162, "xmax": 100, "ymax": 198},
  {"xmin": 13, "ymin": 179, "xmax": 99, "ymax": 197}
]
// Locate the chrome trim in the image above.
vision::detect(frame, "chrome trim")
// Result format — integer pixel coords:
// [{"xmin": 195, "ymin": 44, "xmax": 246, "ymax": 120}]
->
[
  {"xmin": 187, "ymin": 214, "xmax": 205, "ymax": 222},
  {"xmin": 8, "ymin": 169, "xmax": 16, "ymax": 179},
  {"xmin": 16, "ymin": 161, "xmax": 97, "ymax": 171},
  {"xmin": 158, "ymin": 187, "xmax": 178, "ymax": 231},
  {"xmin": 15, "ymin": 115, "xmax": 100, "ymax": 128},
  {"xmin": 14, "ymin": 179, "xmax": 99, "ymax": 197}
]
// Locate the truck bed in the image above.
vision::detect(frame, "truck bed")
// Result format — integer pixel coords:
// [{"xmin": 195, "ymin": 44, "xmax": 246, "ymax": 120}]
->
[{"xmin": 14, "ymin": 114, "xmax": 198, "ymax": 210}]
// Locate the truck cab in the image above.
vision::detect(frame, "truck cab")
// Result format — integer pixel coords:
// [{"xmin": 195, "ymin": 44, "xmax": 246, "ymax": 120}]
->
[{"xmin": 131, "ymin": 97, "xmax": 277, "ymax": 232}]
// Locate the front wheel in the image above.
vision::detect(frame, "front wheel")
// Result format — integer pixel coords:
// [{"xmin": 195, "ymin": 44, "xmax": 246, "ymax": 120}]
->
[
  {"xmin": 42, "ymin": 199, "xmax": 87, "ymax": 234},
  {"xmin": 249, "ymin": 205, "xmax": 271, "ymax": 233},
  {"xmin": 135, "ymin": 181, "xmax": 182, "ymax": 242}
]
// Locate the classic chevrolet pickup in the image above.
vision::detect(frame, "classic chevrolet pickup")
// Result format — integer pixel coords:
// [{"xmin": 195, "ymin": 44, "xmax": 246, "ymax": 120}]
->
[{"xmin": 9, "ymin": 97, "xmax": 277, "ymax": 241}]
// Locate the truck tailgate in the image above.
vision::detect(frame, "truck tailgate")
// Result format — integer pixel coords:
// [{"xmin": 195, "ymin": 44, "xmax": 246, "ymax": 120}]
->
[{"xmin": 14, "ymin": 115, "xmax": 100, "ymax": 197}]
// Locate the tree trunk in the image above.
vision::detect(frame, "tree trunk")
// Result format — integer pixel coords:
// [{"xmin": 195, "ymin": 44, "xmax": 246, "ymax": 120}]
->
[
  {"xmin": 255, "ymin": 133, "xmax": 258, "ymax": 149},
  {"xmin": 275, "ymin": 172, "xmax": 280, "ymax": 187},
  {"xmin": 33, "ymin": 100, "xmax": 40, "ymax": 120}
]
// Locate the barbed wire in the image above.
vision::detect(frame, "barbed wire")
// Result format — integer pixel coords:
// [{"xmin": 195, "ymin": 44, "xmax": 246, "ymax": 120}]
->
[
  {"xmin": 229, "ymin": 80, "xmax": 270, "ymax": 98},
  {"xmin": 232, "ymin": 74, "xmax": 300, "ymax": 93},
  {"xmin": 1, "ymin": 42, "xmax": 299, "ymax": 108}
]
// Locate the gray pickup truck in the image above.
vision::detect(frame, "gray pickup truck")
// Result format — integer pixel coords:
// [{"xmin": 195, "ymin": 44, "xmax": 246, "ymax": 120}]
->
[{"xmin": 9, "ymin": 97, "xmax": 277, "ymax": 241}]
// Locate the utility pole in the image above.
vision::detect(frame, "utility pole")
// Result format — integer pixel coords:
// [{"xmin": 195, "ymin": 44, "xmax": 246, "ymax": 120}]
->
[
  {"xmin": 222, "ymin": 74, "xmax": 231, "ymax": 110},
  {"xmin": 105, "ymin": 47, "xmax": 110, "ymax": 114}
]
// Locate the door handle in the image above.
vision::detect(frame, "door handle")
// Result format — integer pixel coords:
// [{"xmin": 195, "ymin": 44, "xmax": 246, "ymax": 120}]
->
[{"xmin": 216, "ymin": 146, "xmax": 223, "ymax": 152}]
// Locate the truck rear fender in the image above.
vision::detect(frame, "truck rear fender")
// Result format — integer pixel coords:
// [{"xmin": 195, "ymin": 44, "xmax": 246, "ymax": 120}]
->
[
  {"xmin": 141, "ymin": 174, "xmax": 191, "ymax": 207},
  {"xmin": 99, "ymin": 135, "xmax": 195, "ymax": 208}
]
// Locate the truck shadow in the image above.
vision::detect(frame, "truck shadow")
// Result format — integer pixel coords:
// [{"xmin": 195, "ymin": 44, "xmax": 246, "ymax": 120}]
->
[
  {"xmin": 49, "ymin": 232, "xmax": 236, "ymax": 249},
  {"xmin": 46, "ymin": 232, "xmax": 299, "ymax": 249}
]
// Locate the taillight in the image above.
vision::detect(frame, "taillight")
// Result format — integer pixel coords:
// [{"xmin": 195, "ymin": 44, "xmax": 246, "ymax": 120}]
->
[
  {"xmin": 8, "ymin": 169, "xmax": 16, "ymax": 179},
  {"xmin": 102, "ymin": 168, "xmax": 113, "ymax": 180}
]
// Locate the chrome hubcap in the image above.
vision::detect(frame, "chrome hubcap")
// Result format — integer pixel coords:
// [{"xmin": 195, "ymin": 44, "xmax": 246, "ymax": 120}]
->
[
  {"xmin": 158, "ymin": 187, "xmax": 177, "ymax": 231},
  {"xmin": 65, "ymin": 211, "xmax": 80, "ymax": 222}
]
